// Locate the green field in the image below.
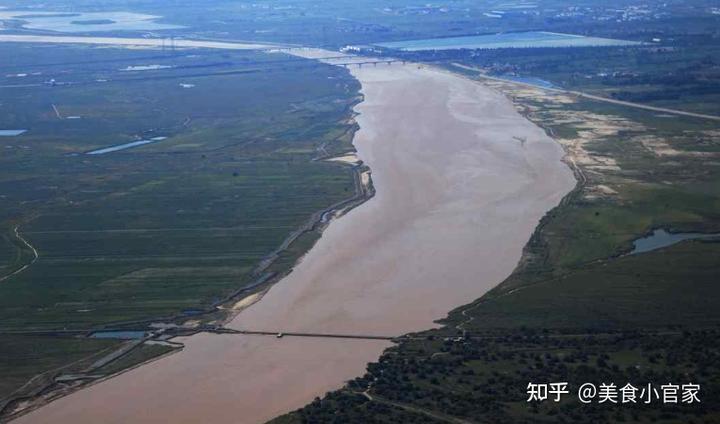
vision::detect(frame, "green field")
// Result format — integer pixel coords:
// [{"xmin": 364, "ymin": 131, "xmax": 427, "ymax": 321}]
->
[
  {"xmin": 0, "ymin": 335, "xmax": 119, "ymax": 401},
  {"xmin": 0, "ymin": 42, "xmax": 361, "ymax": 407}
]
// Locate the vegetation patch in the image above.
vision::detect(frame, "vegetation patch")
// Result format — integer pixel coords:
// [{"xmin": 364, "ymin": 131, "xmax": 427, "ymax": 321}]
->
[{"xmin": 0, "ymin": 43, "xmax": 361, "ymax": 406}]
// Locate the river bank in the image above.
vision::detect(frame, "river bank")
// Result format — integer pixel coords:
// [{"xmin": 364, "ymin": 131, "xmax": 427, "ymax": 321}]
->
[{"xmin": 14, "ymin": 57, "xmax": 575, "ymax": 424}]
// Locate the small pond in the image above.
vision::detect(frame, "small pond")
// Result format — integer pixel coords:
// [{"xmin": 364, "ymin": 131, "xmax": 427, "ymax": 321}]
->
[
  {"xmin": 0, "ymin": 129, "xmax": 27, "ymax": 136},
  {"xmin": 90, "ymin": 330, "xmax": 146, "ymax": 339},
  {"xmin": 630, "ymin": 229, "xmax": 720, "ymax": 255}
]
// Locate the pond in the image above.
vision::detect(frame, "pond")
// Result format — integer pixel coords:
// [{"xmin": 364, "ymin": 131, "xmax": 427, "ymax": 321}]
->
[
  {"xmin": 0, "ymin": 129, "xmax": 27, "ymax": 136},
  {"xmin": 630, "ymin": 229, "xmax": 720, "ymax": 255},
  {"xmin": 90, "ymin": 331, "xmax": 146, "ymax": 339}
]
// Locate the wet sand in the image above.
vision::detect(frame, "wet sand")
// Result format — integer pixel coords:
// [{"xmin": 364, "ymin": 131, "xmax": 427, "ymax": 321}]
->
[{"xmin": 15, "ymin": 62, "xmax": 575, "ymax": 423}]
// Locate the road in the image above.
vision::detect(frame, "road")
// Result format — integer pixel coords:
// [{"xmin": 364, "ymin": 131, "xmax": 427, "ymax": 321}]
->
[
  {"xmin": 452, "ymin": 63, "xmax": 720, "ymax": 122},
  {"xmin": 0, "ymin": 225, "xmax": 39, "ymax": 283},
  {"xmin": 357, "ymin": 390, "xmax": 475, "ymax": 424}
]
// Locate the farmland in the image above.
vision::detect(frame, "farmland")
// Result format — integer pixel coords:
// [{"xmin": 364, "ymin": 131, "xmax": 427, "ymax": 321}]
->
[{"xmin": 0, "ymin": 42, "xmax": 361, "ymax": 403}]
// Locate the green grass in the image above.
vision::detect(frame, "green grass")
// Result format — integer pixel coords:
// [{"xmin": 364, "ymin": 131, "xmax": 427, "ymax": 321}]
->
[
  {"xmin": 537, "ymin": 183, "xmax": 720, "ymax": 270},
  {"xmin": 464, "ymin": 241, "xmax": 720, "ymax": 330},
  {"xmin": 0, "ymin": 335, "xmax": 120, "ymax": 400},
  {"xmin": 0, "ymin": 44, "xmax": 360, "ymax": 331},
  {"xmin": 92, "ymin": 343, "xmax": 176, "ymax": 376},
  {"xmin": 0, "ymin": 43, "xmax": 362, "ymax": 402}
]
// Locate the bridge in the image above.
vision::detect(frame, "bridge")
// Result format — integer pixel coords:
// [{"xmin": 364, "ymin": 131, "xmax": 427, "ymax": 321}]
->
[
  {"xmin": 206, "ymin": 327, "xmax": 398, "ymax": 341},
  {"xmin": 337, "ymin": 59, "xmax": 407, "ymax": 68}
]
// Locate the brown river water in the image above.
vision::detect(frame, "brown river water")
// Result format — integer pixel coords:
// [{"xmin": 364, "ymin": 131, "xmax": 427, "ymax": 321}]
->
[{"xmin": 15, "ymin": 58, "xmax": 575, "ymax": 424}]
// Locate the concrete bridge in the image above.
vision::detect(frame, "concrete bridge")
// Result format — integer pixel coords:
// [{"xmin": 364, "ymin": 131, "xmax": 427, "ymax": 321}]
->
[
  {"xmin": 338, "ymin": 59, "xmax": 407, "ymax": 68},
  {"xmin": 207, "ymin": 327, "xmax": 399, "ymax": 341}
]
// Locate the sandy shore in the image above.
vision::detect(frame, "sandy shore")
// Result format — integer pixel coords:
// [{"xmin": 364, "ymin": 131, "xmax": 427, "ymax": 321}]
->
[{"xmin": 14, "ymin": 60, "xmax": 574, "ymax": 424}]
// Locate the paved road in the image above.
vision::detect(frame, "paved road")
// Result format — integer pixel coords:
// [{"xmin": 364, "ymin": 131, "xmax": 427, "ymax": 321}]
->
[{"xmin": 452, "ymin": 63, "xmax": 720, "ymax": 122}]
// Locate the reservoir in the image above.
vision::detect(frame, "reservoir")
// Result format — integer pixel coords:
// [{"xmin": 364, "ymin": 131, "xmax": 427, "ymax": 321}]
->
[{"xmin": 374, "ymin": 31, "xmax": 643, "ymax": 51}]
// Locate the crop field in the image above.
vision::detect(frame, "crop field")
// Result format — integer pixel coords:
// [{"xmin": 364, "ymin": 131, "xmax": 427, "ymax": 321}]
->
[
  {"xmin": 0, "ymin": 42, "xmax": 361, "ymax": 400},
  {"xmin": 0, "ymin": 335, "xmax": 120, "ymax": 401}
]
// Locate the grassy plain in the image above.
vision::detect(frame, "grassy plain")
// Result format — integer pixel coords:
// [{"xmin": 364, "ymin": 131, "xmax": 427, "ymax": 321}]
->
[
  {"xmin": 0, "ymin": 336, "xmax": 119, "ymax": 401},
  {"xmin": 0, "ymin": 42, "xmax": 360, "ymax": 405}
]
